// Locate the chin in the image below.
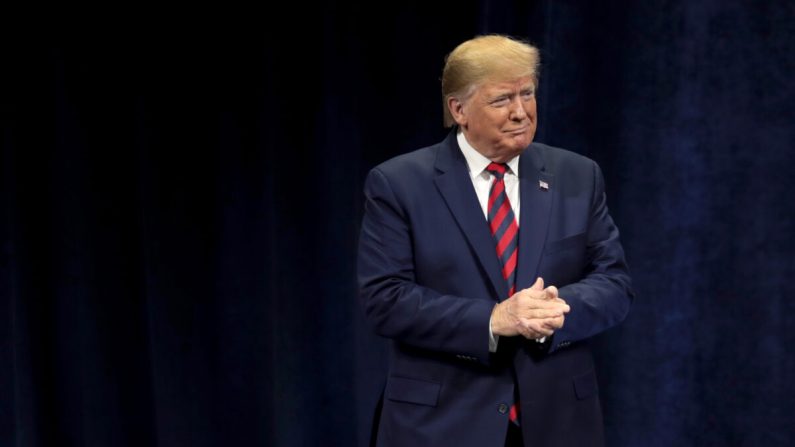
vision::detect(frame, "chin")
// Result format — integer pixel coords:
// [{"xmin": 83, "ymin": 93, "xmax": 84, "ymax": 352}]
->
[
  {"xmin": 495, "ymin": 145, "xmax": 526, "ymax": 162},
  {"xmin": 506, "ymin": 136, "xmax": 532, "ymax": 151}
]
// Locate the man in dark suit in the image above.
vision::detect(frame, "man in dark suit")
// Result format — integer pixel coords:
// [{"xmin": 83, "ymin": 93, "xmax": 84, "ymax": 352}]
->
[{"xmin": 357, "ymin": 35, "xmax": 633, "ymax": 447}]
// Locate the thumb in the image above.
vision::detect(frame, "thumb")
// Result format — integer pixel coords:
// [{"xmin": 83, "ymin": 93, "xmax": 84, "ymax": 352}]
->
[{"xmin": 531, "ymin": 277, "xmax": 544, "ymax": 290}]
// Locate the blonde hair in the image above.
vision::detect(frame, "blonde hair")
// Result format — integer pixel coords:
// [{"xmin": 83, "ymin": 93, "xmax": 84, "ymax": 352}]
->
[{"xmin": 441, "ymin": 35, "xmax": 540, "ymax": 127}]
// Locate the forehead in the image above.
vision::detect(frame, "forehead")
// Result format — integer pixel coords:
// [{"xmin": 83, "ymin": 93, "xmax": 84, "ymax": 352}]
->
[{"xmin": 475, "ymin": 76, "xmax": 535, "ymax": 96}]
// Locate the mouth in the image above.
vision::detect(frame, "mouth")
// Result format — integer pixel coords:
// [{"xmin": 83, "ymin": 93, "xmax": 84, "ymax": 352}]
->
[{"xmin": 505, "ymin": 127, "xmax": 527, "ymax": 135}]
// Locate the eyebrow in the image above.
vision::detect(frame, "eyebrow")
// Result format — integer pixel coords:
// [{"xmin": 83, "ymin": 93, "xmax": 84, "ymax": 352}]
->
[
  {"xmin": 490, "ymin": 83, "xmax": 534, "ymax": 94},
  {"xmin": 488, "ymin": 87, "xmax": 533, "ymax": 101}
]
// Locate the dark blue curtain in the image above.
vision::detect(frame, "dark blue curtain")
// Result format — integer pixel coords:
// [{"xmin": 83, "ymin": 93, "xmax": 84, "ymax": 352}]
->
[{"xmin": 2, "ymin": 2, "xmax": 794, "ymax": 446}]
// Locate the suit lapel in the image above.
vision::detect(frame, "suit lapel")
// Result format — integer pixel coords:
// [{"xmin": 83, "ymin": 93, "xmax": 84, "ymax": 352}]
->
[
  {"xmin": 433, "ymin": 133, "xmax": 509, "ymax": 300},
  {"xmin": 516, "ymin": 144, "xmax": 554, "ymax": 291}
]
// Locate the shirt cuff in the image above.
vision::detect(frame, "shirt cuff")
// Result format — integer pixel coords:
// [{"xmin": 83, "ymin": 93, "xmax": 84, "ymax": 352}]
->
[{"xmin": 488, "ymin": 318, "xmax": 499, "ymax": 352}]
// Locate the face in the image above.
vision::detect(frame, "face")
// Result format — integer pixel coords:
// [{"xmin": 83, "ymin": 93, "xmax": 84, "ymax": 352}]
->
[{"xmin": 448, "ymin": 76, "xmax": 537, "ymax": 163}]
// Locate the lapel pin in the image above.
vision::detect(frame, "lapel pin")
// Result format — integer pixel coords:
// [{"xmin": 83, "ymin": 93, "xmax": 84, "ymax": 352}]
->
[{"xmin": 539, "ymin": 180, "xmax": 549, "ymax": 191}]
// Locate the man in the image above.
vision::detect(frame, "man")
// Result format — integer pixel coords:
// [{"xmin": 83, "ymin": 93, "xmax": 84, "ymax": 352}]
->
[{"xmin": 357, "ymin": 35, "xmax": 633, "ymax": 447}]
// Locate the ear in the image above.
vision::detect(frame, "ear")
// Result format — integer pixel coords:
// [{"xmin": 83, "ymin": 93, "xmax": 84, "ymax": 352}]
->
[{"xmin": 447, "ymin": 96, "xmax": 467, "ymax": 127}]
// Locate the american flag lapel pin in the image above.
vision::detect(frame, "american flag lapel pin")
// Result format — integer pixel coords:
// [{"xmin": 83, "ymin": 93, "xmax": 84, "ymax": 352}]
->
[{"xmin": 539, "ymin": 180, "xmax": 549, "ymax": 191}]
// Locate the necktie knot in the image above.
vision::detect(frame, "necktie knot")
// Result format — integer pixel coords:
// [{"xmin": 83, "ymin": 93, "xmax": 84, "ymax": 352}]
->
[{"xmin": 486, "ymin": 162, "xmax": 508, "ymax": 180}]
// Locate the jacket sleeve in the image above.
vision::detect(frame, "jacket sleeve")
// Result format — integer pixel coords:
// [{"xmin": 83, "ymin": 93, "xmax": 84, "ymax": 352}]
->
[
  {"xmin": 357, "ymin": 167, "xmax": 494, "ymax": 364},
  {"xmin": 548, "ymin": 160, "xmax": 634, "ymax": 353}
]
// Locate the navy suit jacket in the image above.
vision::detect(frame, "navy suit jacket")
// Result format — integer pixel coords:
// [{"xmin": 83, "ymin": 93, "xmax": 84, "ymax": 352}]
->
[{"xmin": 358, "ymin": 130, "xmax": 633, "ymax": 447}]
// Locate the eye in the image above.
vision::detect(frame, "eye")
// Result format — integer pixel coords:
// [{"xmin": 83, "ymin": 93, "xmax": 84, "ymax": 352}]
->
[
  {"xmin": 490, "ymin": 96, "xmax": 510, "ymax": 106},
  {"xmin": 521, "ymin": 90, "xmax": 535, "ymax": 99}
]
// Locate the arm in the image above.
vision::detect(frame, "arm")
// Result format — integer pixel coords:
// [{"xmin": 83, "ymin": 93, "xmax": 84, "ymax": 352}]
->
[
  {"xmin": 357, "ymin": 168, "xmax": 495, "ymax": 363},
  {"xmin": 548, "ymin": 161, "xmax": 634, "ymax": 352}
]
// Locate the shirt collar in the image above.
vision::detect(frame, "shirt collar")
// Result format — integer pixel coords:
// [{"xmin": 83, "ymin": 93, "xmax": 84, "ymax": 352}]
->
[{"xmin": 457, "ymin": 130, "xmax": 520, "ymax": 178}]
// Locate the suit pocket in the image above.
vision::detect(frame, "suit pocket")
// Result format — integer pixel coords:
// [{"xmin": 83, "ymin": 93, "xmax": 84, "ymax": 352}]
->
[
  {"xmin": 544, "ymin": 232, "xmax": 587, "ymax": 254},
  {"xmin": 385, "ymin": 376, "xmax": 441, "ymax": 407},
  {"xmin": 572, "ymin": 369, "xmax": 599, "ymax": 400}
]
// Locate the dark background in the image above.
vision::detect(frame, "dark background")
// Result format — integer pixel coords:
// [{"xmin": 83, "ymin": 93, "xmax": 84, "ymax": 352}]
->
[{"xmin": 2, "ymin": 2, "xmax": 794, "ymax": 446}]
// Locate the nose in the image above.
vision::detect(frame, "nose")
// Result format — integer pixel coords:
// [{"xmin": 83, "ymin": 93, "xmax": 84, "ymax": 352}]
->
[{"xmin": 509, "ymin": 97, "xmax": 527, "ymax": 121}]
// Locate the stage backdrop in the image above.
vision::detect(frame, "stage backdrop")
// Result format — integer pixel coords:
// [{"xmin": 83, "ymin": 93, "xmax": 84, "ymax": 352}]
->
[{"xmin": 2, "ymin": 2, "xmax": 794, "ymax": 446}]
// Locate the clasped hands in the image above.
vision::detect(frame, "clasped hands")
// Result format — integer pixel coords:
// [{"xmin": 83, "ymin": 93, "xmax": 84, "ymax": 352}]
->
[{"xmin": 490, "ymin": 277, "xmax": 569, "ymax": 340}]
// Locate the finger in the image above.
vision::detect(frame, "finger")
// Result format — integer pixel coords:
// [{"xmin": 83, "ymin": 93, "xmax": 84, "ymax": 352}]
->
[
  {"xmin": 549, "ymin": 298, "xmax": 571, "ymax": 313},
  {"xmin": 523, "ymin": 319, "xmax": 554, "ymax": 337},
  {"xmin": 514, "ymin": 286, "xmax": 547, "ymax": 301},
  {"xmin": 541, "ymin": 316, "xmax": 565, "ymax": 331},
  {"xmin": 519, "ymin": 307, "xmax": 567, "ymax": 321},
  {"xmin": 523, "ymin": 299, "xmax": 569, "ymax": 311},
  {"xmin": 544, "ymin": 285, "xmax": 558, "ymax": 299},
  {"xmin": 517, "ymin": 323, "xmax": 544, "ymax": 340},
  {"xmin": 521, "ymin": 317, "xmax": 550, "ymax": 332},
  {"xmin": 517, "ymin": 288, "xmax": 547, "ymax": 301},
  {"xmin": 531, "ymin": 277, "xmax": 544, "ymax": 291},
  {"xmin": 516, "ymin": 325, "xmax": 537, "ymax": 340},
  {"xmin": 526, "ymin": 308, "xmax": 566, "ymax": 319}
]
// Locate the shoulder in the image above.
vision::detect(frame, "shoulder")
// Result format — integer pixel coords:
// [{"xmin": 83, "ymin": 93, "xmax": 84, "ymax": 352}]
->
[
  {"xmin": 526, "ymin": 142, "xmax": 604, "ymax": 193},
  {"xmin": 530, "ymin": 142, "xmax": 598, "ymax": 173},
  {"xmin": 364, "ymin": 139, "xmax": 447, "ymax": 198},
  {"xmin": 371, "ymin": 143, "xmax": 440, "ymax": 179},
  {"xmin": 362, "ymin": 135, "xmax": 456, "ymax": 207}
]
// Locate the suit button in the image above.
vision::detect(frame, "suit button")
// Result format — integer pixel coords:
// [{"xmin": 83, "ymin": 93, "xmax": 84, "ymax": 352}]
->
[{"xmin": 498, "ymin": 403, "xmax": 508, "ymax": 414}]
